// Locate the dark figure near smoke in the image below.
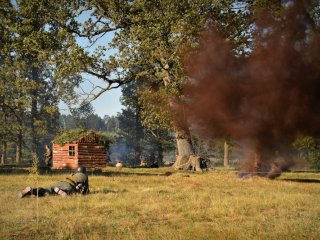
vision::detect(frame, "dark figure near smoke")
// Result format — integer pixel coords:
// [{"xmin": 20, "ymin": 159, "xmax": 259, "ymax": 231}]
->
[
  {"xmin": 44, "ymin": 144, "xmax": 52, "ymax": 168},
  {"xmin": 238, "ymin": 150, "xmax": 288, "ymax": 180},
  {"xmin": 17, "ymin": 166, "xmax": 89, "ymax": 198},
  {"xmin": 252, "ymin": 155, "xmax": 282, "ymax": 179}
]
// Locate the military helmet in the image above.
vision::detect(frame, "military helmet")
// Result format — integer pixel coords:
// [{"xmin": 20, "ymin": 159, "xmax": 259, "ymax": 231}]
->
[{"xmin": 77, "ymin": 166, "xmax": 87, "ymax": 174}]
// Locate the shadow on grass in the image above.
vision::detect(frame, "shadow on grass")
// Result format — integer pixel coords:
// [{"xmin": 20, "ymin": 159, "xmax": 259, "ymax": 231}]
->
[
  {"xmin": 280, "ymin": 178, "xmax": 320, "ymax": 183},
  {"xmin": 89, "ymin": 187, "xmax": 128, "ymax": 194},
  {"xmin": 0, "ymin": 165, "xmax": 174, "ymax": 177},
  {"xmin": 89, "ymin": 169, "xmax": 173, "ymax": 177},
  {"xmin": 0, "ymin": 166, "xmax": 74, "ymax": 175},
  {"xmin": 288, "ymin": 170, "xmax": 320, "ymax": 173},
  {"xmin": 0, "ymin": 168, "xmax": 30, "ymax": 174}
]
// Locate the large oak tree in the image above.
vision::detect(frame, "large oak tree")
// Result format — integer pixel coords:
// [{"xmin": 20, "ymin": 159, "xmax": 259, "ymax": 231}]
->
[{"xmin": 70, "ymin": 0, "xmax": 251, "ymax": 166}]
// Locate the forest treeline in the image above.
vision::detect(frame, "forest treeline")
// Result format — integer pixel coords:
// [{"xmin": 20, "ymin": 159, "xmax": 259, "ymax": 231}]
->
[{"xmin": 1, "ymin": 1, "xmax": 320, "ymax": 169}]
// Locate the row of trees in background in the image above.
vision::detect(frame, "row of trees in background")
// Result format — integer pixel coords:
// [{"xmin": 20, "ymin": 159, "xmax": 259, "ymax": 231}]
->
[{"xmin": 1, "ymin": 0, "xmax": 320, "ymax": 169}]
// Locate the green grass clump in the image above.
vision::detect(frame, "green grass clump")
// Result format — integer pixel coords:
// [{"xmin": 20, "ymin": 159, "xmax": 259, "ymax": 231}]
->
[{"xmin": 1, "ymin": 168, "xmax": 319, "ymax": 239}]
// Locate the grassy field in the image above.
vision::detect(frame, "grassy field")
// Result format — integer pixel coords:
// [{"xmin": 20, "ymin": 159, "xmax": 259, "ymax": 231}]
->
[{"xmin": 0, "ymin": 167, "xmax": 319, "ymax": 240}]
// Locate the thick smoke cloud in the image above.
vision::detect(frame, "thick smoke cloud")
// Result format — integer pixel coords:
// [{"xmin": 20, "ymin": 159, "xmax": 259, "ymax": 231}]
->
[{"xmin": 183, "ymin": 0, "xmax": 320, "ymax": 177}]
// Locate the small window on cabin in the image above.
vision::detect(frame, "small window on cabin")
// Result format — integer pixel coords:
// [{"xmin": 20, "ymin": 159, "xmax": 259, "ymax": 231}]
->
[{"xmin": 69, "ymin": 146, "xmax": 75, "ymax": 157}]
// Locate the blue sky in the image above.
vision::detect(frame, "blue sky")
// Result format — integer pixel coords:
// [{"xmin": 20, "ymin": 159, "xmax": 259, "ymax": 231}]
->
[
  {"xmin": 59, "ymin": 16, "xmax": 124, "ymax": 118},
  {"xmin": 59, "ymin": 87, "xmax": 123, "ymax": 118},
  {"xmin": 94, "ymin": 88, "xmax": 123, "ymax": 117},
  {"xmin": 77, "ymin": 76, "xmax": 123, "ymax": 117}
]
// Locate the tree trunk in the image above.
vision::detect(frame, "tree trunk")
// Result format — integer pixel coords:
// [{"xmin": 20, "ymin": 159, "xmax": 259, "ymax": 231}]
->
[
  {"xmin": 157, "ymin": 144, "xmax": 163, "ymax": 165},
  {"xmin": 1, "ymin": 112, "xmax": 7, "ymax": 164},
  {"xmin": 1, "ymin": 141, "xmax": 7, "ymax": 164},
  {"xmin": 30, "ymin": 66, "xmax": 40, "ymax": 162},
  {"xmin": 173, "ymin": 127, "xmax": 194, "ymax": 168},
  {"xmin": 134, "ymin": 109, "xmax": 142, "ymax": 163},
  {"xmin": 16, "ymin": 131, "xmax": 22, "ymax": 164},
  {"xmin": 224, "ymin": 141, "xmax": 229, "ymax": 167},
  {"xmin": 162, "ymin": 65, "xmax": 194, "ymax": 169}
]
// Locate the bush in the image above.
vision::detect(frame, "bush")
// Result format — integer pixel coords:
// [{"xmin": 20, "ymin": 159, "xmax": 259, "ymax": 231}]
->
[{"xmin": 293, "ymin": 136, "xmax": 320, "ymax": 170}]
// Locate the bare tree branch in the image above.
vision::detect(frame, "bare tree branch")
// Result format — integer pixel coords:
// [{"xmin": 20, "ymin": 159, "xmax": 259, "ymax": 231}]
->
[
  {"xmin": 77, "ymin": 73, "xmax": 135, "ymax": 107},
  {"xmin": 84, "ymin": 31, "xmax": 108, "ymax": 49}
]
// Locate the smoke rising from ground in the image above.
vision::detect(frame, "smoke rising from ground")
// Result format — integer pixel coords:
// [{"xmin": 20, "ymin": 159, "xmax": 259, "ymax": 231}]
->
[{"xmin": 183, "ymin": 1, "xmax": 320, "ymax": 176}]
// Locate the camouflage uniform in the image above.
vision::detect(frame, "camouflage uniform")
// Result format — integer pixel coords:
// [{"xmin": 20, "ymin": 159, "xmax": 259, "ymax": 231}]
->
[
  {"xmin": 18, "ymin": 170, "xmax": 89, "ymax": 197},
  {"xmin": 45, "ymin": 145, "xmax": 52, "ymax": 167}
]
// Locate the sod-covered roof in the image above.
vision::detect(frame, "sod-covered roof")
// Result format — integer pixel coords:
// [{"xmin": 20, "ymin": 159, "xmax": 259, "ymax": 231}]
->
[{"xmin": 54, "ymin": 129, "xmax": 112, "ymax": 146}]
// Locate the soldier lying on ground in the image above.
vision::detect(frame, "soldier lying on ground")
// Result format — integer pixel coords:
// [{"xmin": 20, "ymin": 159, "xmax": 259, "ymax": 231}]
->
[{"xmin": 17, "ymin": 166, "xmax": 89, "ymax": 198}]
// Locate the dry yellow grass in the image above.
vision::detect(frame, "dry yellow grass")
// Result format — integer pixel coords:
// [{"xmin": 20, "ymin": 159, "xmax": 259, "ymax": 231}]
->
[{"xmin": 0, "ymin": 167, "xmax": 319, "ymax": 239}]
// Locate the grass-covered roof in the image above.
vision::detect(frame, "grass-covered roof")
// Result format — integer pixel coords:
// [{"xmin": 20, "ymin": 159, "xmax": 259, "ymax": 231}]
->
[{"xmin": 54, "ymin": 129, "xmax": 113, "ymax": 146}]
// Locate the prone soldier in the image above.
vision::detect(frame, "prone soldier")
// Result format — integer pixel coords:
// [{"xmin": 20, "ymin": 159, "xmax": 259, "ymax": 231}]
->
[{"xmin": 17, "ymin": 166, "xmax": 89, "ymax": 198}]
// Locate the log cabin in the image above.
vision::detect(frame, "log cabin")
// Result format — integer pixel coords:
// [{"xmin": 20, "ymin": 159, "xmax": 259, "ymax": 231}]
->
[{"xmin": 52, "ymin": 130, "xmax": 109, "ymax": 170}]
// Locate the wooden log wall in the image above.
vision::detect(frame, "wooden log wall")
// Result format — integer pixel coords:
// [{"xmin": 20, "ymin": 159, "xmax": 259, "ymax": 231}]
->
[
  {"xmin": 52, "ymin": 144, "xmax": 78, "ymax": 170},
  {"xmin": 77, "ymin": 143, "xmax": 107, "ymax": 168},
  {"xmin": 52, "ymin": 141, "xmax": 107, "ymax": 169}
]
